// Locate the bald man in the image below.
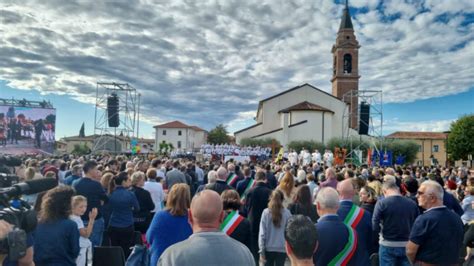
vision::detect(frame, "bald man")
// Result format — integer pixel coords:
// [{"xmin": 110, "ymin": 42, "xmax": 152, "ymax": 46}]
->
[
  {"xmin": 337, "ymin": 179, "xmax": 373, "ymax": 265},
  {"xmin": 158, "ymin": 190, "xmax": 255, "ymax": 266}
]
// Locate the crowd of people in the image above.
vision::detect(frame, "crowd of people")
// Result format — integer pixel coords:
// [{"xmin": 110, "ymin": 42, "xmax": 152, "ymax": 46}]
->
[
  {"xmin": 200, "ymin": 143, "xmax": 272, "ymax": 157},
  {"xmin": 0, "ymin": 151, "xmax": 473, "ymax": 266}
]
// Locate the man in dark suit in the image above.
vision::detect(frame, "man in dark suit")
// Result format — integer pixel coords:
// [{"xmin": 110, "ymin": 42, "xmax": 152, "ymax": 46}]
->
[
  {"xmin": 244, "ymin": 170, "xmax": 272, "ymax": 265},
  {"xmin": 314, "ymin": 187, "xmax": 359, "ymax": 266},
  {"xmin": 337, "ymin": 179, "xmax": 372, "ymax": 265},
  {"xmin": 205, "ymin": 167, "xmax": 232, "ymax": 195},
  {"xmin": 236, "ymin": 167, "xmax": 253, "ymax": 196}
]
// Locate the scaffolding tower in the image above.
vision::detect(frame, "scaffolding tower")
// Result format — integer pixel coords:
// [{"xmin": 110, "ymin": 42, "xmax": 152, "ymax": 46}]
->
[
  {"xmin": 93, "ymin": 82, "xmax": 140, "ymax": 153},
  {"xmin": 342, "ymin": 89, "xmax": 383, "ymax": 163}
]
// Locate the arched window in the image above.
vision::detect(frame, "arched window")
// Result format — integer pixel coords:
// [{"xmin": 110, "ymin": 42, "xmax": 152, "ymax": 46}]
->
[{"xmin": 343, "ymin": 54, "xmax": 352, "ymax": 73}]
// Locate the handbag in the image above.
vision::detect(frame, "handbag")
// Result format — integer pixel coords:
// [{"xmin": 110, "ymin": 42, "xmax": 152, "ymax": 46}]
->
[{"xmin": 125, "ymin": 244, "xmax": 150, "ymax": 266}]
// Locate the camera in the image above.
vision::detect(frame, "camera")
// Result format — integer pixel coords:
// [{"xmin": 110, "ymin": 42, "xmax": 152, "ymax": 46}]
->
[{"xmin": 0, "ymin": 156, "xmax": 37, "ymax": 260}]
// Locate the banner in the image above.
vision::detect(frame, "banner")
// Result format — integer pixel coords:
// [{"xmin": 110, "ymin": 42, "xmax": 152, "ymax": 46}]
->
[
  {"xmin": 366, "ymin": 148, "xmax": 372, "ymax": 166},
  {"xmin": 353, "ymin": 149, "xmax": 362, "ymax": 166},
  {"xmin": 380, "ymin": 150, "xmax": 393, "ymax": 166}
]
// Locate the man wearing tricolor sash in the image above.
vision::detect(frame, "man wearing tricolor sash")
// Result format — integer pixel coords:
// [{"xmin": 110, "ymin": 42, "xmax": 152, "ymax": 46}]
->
[
  {"xmin": 236, "ymin": 167, "xmax": 254, "ymax": 199},
  {"xmin": 314, "ymin": 187, "xmax": 359, "ymax": 266},
  {"xmin": 337, "ymin": 179, "xmax": 373, "ymax": 265},
  {"xmin": 226, "ymin": 163, "xmax": 242, "ymax": 188}
]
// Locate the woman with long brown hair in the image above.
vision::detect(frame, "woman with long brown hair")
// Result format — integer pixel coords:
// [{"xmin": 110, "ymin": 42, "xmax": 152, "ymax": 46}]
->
[
  {"xmin": 277, "ymin": 172, "xmax": 295, "ymax": 208},
  {"xmin": 146, "ymin": 183, "xmax": 193, "ymax": 266},
  {"xmin": 258, "ymin": 189, "xmax": 292, "ymax": 266},
  {"xmin": 34, "ymin": 186, "xmax": 79, "ymax": 265},
  {"xmin": 221, "ymin": 190, "xmax": 251, "ymax": 250},
  {"xmin": 288, "ymin": 185, "xmax": 318, "ymax": 223}
]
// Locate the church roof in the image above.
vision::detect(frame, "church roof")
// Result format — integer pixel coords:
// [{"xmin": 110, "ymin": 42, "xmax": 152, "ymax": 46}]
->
[
  {"xmin": 386, "ymin": 131, "xmax": 448, "ymax": 140},
  {"xmin": 278, "ymin": 101, "xmax": 334, "ymax": 113},
  {"xmin": 339, "ymin": 1, "xmax": 354, "ymax": 30},
  {"xmin": 259, "ymin": 83, "xmax": 342, "ymax": 104}
]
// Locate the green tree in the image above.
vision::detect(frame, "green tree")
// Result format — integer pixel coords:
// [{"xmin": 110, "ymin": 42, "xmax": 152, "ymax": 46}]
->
[
  {"xmin": 207, "ymin": 124, "xmax": 230, "ymax": 144},
  {"xmin": 288, "ymin": 140, "xmax": 325, "ymax": 153},
  {"xmin": 383, "ymin": 139, "xmax": 419, "ymax": 164},
  {"xmin": 72, "ymin": 143, "xmax": 90, "ymax": 155},
  {"xmin": 447, "ymin": 115, "xmax": 474, "ymax": 160},
  {"xmin": 240, "ymin": 138, "xmax": 280, "ymax": 147}
]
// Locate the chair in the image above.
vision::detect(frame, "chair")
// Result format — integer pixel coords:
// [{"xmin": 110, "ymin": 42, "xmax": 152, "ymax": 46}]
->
[{"xmin": 93, "ymin": 246, "xmax": 126, "ymax": 266}]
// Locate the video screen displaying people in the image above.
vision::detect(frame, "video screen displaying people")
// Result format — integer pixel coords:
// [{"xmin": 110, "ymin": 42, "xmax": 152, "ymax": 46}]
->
[{"xmin": 0, "ymin": 105, "xmax": 56, "ymax": 155}]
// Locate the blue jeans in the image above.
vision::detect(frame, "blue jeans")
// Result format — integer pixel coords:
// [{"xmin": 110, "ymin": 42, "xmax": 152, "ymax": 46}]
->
[
  {"xmin": 84, "ymin": 217, "xmax": 104, "ymax": 247},
  {"xmin": 379, "ymin": 245, "xmax": 411, "ymax": 266}
]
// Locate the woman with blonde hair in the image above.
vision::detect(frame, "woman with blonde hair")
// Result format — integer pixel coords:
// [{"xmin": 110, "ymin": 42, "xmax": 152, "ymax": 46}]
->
[
  {"xmin": 146, "ymin": 183, "xmax": 192, "ymax": 266},
  {"xmin": 259, "ymin": 189, "xmax": 291, "ymax": 266},
  {"xmin": 130, "ymin": 171, "xmax": 155, "ymax": 234},
  {"xmin": 277, "ymin": 172, "xmax": 295, "ymax": 208}
]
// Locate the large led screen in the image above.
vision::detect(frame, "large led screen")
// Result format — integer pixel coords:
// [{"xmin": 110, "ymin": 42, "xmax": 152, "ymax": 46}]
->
[{"xmin": 0, "ymin": 105, "xmax": 56, "ymax": 155}]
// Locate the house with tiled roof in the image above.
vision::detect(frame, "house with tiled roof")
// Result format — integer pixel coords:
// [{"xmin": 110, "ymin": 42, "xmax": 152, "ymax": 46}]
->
[
  {"xmin": 386, "ymin": 131, "xmax": 448, "ymax": 166},
  {"xmin": 153, "ymin": 121, "xmax": 207, "ymax": 151}
]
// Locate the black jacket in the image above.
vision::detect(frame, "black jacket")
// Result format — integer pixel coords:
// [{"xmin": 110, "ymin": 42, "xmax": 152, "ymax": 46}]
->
[
  {"xmin": 130, "ymin": 186, "xmax": 155, "ymax": 233},
  {"xmin": 205, "ymin": 180, "xmax": 233, "ymax": 195},
  {"xmin": 224, "ymin": 210, "xmax": 252, "ymax": 251},
  {"xmin": 244, "ymin": 182, "xmax": 272, "ymax": 237}
]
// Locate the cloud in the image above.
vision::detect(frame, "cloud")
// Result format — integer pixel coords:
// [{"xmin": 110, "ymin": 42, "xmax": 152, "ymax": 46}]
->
[
  {"xmin": 0, "ymin": 0, "xmax": 473, "ymax": 132},
  {"xmin": 383, "ymin": 118, "xmax": 454, "ymax": 133}
]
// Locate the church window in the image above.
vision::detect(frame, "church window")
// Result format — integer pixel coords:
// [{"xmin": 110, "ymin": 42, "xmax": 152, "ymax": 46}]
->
[
  {"xmin": 343, "ymin": 54, "xmax": 352, "ymax": 73},
  {"xmin": 333, "ymin": 56, "xmax": 337, "ymax": 75},
  {"xmin": 346, "ymin": 36, "xmax": 350, "ymax": 39}
]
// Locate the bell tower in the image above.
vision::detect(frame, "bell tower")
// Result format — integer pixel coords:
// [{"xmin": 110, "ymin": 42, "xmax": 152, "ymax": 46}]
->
[{"xmin": 331, "ymin": 0, "xmax": 360, "ymax": 130}]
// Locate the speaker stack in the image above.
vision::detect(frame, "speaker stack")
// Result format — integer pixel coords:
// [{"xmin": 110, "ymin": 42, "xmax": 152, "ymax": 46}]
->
[
  {"xmin": 359, "ymin": 102, "xmax": 370, "ymax": 135},
  {"xmin": 107, "ymin": 93, "xmax": 120, "ymax": 128}
]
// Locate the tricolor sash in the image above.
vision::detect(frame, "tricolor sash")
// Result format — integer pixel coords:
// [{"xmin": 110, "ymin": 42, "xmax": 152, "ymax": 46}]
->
[
  {"xmin": 328, "ymin": 224, "xmax": 358, "ymax": 266},
  {"xmin": 343, "ymin": 204, "xmax": 365, "ymax": 229},
  {"xmin": 226, "ymin": 173, "xmax": 239, "ymax": 186},
  {"xmin": 220, "ymin": 210, "xmax": 244, "ymax": 235},
  {"xmin": 240, "ymin": 179, "xmax": 256, "ymax": 202}
]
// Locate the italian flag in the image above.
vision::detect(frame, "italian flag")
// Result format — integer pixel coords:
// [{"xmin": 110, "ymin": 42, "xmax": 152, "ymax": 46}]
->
[
  {"xmin": 220, "ymin": 210, "xmax": 244, "ymax": 236},
  {"xmin": 343, "ymin": 204, "xmax": 365, "ymax": 229},
  {"xmin": 226, "ymin": 173, "xmax": 239, "ymax": 186},
  {"xmin": 328, "ymin": 224, "xmax": 358, "ymax": 266},
  {"xmin": 240, "ymin": 179, "xmax": 256, "ymax": 202}
]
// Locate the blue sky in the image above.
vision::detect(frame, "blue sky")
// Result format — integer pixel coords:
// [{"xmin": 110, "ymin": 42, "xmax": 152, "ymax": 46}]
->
[{"xmin": 0, "ymin": 0, "xmax": 473, "ymax": 139}]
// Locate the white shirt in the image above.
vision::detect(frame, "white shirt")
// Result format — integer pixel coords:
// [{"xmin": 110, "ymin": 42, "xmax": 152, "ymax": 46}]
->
[
  {"xmin": 144, "ymin": 181, "xmax": 164, "ymax": 212},
  {"xmin": 70, "ymin": 215, "xmax": 92, "ymax": 248}
]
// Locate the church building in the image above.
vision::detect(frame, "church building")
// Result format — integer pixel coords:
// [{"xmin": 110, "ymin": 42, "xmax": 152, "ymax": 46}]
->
[{"xmin": 235, "ymin": 2, "xmax": 361, "ymax": 147}]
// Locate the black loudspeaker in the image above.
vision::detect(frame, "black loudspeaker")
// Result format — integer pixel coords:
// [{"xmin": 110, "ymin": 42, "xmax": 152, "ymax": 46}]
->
[
  {"xmin": 359, "ymin": 102, "xmax": 370, "ymax": 135},
  {"xmin": 107, "ymin": 94, "xmax": 120, "ymax": 128}
]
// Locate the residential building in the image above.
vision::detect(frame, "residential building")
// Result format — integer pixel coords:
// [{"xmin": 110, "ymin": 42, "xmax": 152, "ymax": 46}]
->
[
  {"xmin": 386, "ymin": 131, "xmax": 448, "ymax": 166},
  {"xmin": 153, "ymin": 121, "xmax": 207, "ymax": 152}
]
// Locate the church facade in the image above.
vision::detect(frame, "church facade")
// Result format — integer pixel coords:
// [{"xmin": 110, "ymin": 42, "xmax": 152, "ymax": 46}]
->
[{"xmin": 235, "ymin": 2, "xmax": 360, "ymax": 147}]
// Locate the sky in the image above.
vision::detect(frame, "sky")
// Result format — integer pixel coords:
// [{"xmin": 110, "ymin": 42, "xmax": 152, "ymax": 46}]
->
[{"xmin": 0, "ymin": 0, "xmax": 473, "ymax": 140}]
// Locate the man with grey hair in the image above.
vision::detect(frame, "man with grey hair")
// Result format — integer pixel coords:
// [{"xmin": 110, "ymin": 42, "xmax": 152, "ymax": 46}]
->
[
  {"xmin": 159, "ymin": 190, "xmax": 254, "ymax": 266},
  {"xmin": 204, "ymin": 166, "xmax": 232, "ymax": 195},
  {"xmin": 406, "ymin": 180, "xmax": 463, "ymax": 265},
  {"xmin": 313, "ymin": 187, "xmax": 359, "ymax": 265},
  {"xmin": 372, "ymin": 180, "xmax": 419, "ymax": 266},
  {"xmin": 319, "ymin": 167, "xmax": 338, "ymax": 189}
]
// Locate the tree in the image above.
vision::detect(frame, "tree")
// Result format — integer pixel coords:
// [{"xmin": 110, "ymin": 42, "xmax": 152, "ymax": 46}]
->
[
  {"xmin": 72, "ymin": 143, "xmax": 90, "ymax": 155},
  {"xmin": 288, "ymin": 140, "xmax": 325, "ymax": 153},
  {"xmin": 207, "ymin": 124, "xmax": 230, "ymax": 144},
  {"xmin": 240, "ymin": 137, "xmax": 280, "ymax": 147},
  {"xmin": 447, "ymin": 115, "xmax": 474, "ymax": 160}
]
